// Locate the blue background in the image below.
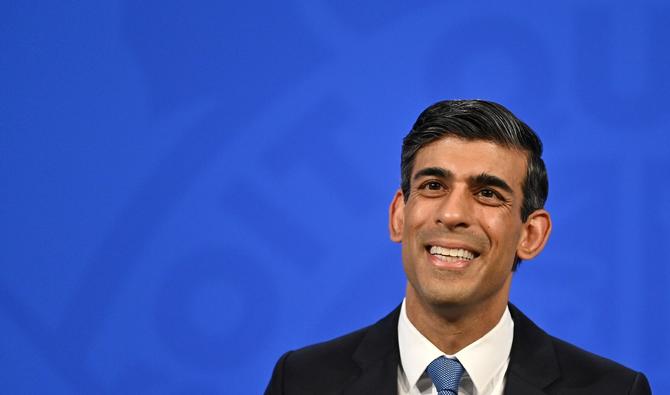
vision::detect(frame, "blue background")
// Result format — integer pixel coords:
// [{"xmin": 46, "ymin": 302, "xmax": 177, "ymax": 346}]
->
[{"xmin": 2, "ymin": 1, "xmax": 669, "ymax": 393}]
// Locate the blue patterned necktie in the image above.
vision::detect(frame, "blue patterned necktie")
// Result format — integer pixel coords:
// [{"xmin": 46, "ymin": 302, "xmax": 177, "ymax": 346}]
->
[{"xmin": 426, "ymin": 356, "xmax": 464, "ymax": 395}]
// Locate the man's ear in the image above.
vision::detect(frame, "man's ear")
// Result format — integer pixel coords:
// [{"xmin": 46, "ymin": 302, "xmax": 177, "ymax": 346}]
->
[
  {"xmin": 389, "ymin": 189, "xmax": 405, "ymax": 243},
  {"xmin": 516, "ymin": 209, "xmax": 552, "ymax": 260}
]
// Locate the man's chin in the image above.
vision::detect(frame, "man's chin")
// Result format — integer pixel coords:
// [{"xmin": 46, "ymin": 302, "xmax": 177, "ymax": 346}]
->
[
  {"xmin": 426, "ymin": 294, "xmax": 472, "ymax": 309},
  {"xmin": 418, "ymin": 286, "xmax": 475, "ymax": 310}
]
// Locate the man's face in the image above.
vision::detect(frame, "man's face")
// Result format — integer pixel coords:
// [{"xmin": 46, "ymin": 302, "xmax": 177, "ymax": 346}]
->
[{"xmin": 390, "ymin": 137, "xmax": 530, "ymax": 311}]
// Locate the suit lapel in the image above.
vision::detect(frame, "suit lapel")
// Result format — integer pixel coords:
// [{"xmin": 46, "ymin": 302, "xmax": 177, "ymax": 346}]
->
[
  {"xmin": 341, "ymin": 306, "xmax": 401, "ymax": 395},
  {"xmin": 336, "ymin": 303, "xmax": 561, "ymax": 395},
  {"xmin": 505, "ymin": 374, "xmax": 550, "ymax": 395},
  {"xmin": 504, "ymin": 304, "xmax": 561, "ymax": 395}
]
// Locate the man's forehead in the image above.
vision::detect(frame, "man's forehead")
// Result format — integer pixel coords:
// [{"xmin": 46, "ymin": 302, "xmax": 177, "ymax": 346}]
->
[{"xmin": 412, "ymin": 137, "xmax": 528, "ymax": 183}]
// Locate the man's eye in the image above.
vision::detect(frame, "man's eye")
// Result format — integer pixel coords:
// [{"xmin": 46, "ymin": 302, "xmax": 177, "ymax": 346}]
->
[
  {"xmin": 477, "ymin": 189, "xmax": 498, "ymax": 199},
  {"xmin": 424, "ymin": 182, "xmax": 443, "ymax": 190}
]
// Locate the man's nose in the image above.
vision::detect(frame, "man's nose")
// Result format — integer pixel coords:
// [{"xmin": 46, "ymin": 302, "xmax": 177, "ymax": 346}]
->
[{"xmin": 434, "ymin": 187, "xmax": 473, "ymax": 229}]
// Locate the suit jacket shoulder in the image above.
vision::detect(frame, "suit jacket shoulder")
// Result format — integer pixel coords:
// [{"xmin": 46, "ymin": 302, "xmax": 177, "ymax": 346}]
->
[
  {"xmin": 506, "ymin": 304, "xmax": 651, "ymax": 394},
  {"xmin": 265, "ymin": 307, "xmax": 401, "ymax": 395}
]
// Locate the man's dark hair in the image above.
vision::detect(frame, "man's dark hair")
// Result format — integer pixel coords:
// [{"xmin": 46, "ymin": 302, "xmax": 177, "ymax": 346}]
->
[{"xmin": 400, "ymin": 99, "xmax": 548, "ymax": 270}]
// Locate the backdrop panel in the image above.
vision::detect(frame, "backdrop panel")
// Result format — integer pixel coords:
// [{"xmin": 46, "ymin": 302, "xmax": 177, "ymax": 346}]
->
[{"xmin": 2, "ymin": 1, "xmax": 668, "ymax": 393}]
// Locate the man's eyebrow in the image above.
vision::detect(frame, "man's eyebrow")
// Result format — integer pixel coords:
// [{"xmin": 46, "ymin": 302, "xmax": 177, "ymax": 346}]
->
[
  {"xmin": 412, "ymin": 167, "xmax": 453, "ymax": 181},
  {"xmin": 470, "ymin": 173, "xmax": 514, "ymax": 194}
]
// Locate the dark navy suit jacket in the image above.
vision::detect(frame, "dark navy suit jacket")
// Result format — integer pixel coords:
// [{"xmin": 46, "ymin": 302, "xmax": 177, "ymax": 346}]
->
[{"xmin": 265, "ymin": 304, "xmax": 651, "ymax": 394}]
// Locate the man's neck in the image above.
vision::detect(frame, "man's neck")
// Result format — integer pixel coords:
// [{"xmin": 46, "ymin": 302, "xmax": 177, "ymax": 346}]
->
[{"xmin": 404, "ymin": 286, "xmax": 510, "ymax": 355}]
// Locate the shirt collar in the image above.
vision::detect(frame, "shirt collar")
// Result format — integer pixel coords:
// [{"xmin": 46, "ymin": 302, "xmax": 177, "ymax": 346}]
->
[{"xmin": 397, "ymin": 299, "xmax": 514, "ymax": 394}]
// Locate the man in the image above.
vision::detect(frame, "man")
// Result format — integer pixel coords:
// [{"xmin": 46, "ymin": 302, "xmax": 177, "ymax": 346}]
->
[{"xmin": 265, "ymin": 100, "xmax": 651, "ymax": 394}]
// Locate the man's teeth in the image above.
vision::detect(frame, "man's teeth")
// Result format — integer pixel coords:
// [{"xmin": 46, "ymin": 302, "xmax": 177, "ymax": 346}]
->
[{"xmin": 429, "ymin": 246, "xmax": 475, "ymax": 261}]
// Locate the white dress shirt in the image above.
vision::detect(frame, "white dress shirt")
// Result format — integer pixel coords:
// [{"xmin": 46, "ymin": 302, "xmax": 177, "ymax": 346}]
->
[{"xmin": 397, "ymin": 299, "xmax": 514, "ymax": 395}]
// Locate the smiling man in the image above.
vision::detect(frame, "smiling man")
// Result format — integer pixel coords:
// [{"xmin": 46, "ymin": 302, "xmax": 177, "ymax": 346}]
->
[{"xmin": 265, "ymin": 100, "xmax": 651, "ymax": 395}]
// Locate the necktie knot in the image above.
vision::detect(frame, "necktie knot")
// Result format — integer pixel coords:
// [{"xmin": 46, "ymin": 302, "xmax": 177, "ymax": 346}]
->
[{"xmin": 426, "ymin": 356, "xmax": 464, "ymax": 395}]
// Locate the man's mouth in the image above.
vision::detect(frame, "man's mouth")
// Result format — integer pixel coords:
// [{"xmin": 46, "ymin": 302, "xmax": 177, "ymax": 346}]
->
[{"xmin": 427, "ymin": 245, "xmax": 478, "ymax": 262}]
